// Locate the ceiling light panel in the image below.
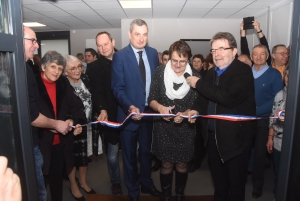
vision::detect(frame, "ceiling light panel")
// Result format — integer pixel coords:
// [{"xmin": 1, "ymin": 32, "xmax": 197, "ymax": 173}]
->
[
  {"xmin": 23, "ymin": 22, "xmax": 46, "ymax": 27},
  {"xmin": 119, "ymin": 1, "xmax": 152, "ymax": 8},
  {"xmin": 153, "ymin": 0, "xmax": 185, "ymax": 8}
]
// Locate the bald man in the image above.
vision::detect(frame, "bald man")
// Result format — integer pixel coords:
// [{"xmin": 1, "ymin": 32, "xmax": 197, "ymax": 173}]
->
[{"xmin": 23, "ymin": 26, "xmax": 71, "ymax": 201}]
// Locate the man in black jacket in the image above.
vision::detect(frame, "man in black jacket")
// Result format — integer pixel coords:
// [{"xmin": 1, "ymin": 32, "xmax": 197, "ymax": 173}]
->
[
  {"xmin": 187, "ymin": 32, "xmax": 256, "ymax": 201},
  {"xmin": 86, "ymin": 31, "xmax": 122, "ymax": 196},
  {"xmin": 24, "ymin": 26, "xmax": 72, "ymax": 201}
]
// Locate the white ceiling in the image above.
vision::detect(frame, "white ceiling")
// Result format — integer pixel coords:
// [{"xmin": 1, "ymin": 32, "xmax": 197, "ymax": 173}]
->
[{"xmin": 22, "ymin": 0, "xmax": 288, "ymax": 32}]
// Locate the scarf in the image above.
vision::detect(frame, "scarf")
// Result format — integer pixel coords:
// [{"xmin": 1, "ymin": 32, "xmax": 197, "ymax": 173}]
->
[{"xmin": 164, "ymin": 60, "xmax": 192, "ymax": 100}]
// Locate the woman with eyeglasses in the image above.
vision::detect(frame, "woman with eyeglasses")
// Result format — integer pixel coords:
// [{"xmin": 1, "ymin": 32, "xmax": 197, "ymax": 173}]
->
[
  {"xmin": 36, "ymin": 51, "xmax": 85, "ymax": 201},
  {"xmin": 148, "ymin": 40, "xmax": 200, "ymax": 201},
  {"xmin": 64, "ymin": 55, "xmax": 100, "ymax": 200}
]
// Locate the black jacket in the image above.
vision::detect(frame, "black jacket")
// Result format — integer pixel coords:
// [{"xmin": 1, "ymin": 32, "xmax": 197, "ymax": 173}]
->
[
  {"xmin": 86, "ymin": 55, "xmax": 120, "ymax": 144},
  {"xmin": 36, "ymin": 73, "xmax": 86, "ymax": 175},
  {"xmin": 192, "ymin": 59, "xmax": 256, "ymax": 162}
]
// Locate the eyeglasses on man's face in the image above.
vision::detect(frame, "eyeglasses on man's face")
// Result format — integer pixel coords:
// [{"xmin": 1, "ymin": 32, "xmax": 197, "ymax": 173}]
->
[
  {"xmin": 171, "ymin": 59, "xmax": 188, "ymax": 66},
  {"xmin": 24, "ymin": 38, "xmax": 38, "ymax": 45},
  {"xmin": 210, "ymin": 47, "xmax": 232, "ymax": 54},
  {"xmin": 68, "ymin": 65, "xmax": 82, "ymax": 72},
  {"xmin": 275, "ymin": 52, "xmax": 289, "ymax": 57}
]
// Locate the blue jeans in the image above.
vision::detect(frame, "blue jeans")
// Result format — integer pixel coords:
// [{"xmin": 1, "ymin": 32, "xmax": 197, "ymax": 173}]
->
[
  {"xmin": 107, "ymin": 142, "xmax": 121, "ymax": 184},
  {"xmin": 33, "ymin": 146, "xmax": 47, "ymax": 201}
]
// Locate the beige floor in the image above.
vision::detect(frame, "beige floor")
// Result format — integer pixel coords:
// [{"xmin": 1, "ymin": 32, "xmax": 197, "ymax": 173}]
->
[{"xmin": 60, "ymin": 152, "xmax": 275, "ymax": 201}]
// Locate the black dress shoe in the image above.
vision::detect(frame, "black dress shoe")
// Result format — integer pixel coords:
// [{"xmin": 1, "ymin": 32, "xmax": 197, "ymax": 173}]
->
[
  {"xmin": 70, "ymin": 188, "xmax": 85, "ymax": 201},
  {"xmin": 129, "ymin": 196, "xmax": 139, "ymax": 201},
  {"xmin": 141, "ymin": 186, "xmax": 163, "ymax": 197},
  {"xmin": 80, "ymin": 186, "xmax": 96, "ymax": 194},
  {"xmin": 75, "ymin": 177, "xmax": 96, "ymax": 194},
  {"xmin": 252, "ymin": 187, "xmax": 262, "ymax": 199}
]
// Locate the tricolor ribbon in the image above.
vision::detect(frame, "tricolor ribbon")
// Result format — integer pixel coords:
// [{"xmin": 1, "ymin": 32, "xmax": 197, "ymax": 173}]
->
[{"xmin": 71, "ymin": 111, "xmax": 280, "ymax": 129}]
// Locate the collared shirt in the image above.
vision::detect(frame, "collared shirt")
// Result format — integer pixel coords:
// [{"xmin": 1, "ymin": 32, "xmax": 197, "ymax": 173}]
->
[
  {"xmin": 130, "ymin": 44, "xmax": 151, "ymax": 106},
  {"xmin": 214, "ymin": 65, "xmax": 229, "ymax": 76},
  {"xmin": 272, "ymin": 63, "xmax": 285, "ymax": 79},
  {"xmin": 252, "ymin": 63, "xmax": 269, "ymax": 79}
]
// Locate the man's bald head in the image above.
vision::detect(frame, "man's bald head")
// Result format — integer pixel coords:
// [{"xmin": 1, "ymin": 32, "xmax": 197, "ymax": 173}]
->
[
  {"xmin": 23, "ymin": 26, "xmax": 39, "ymax": 61},
  {"xmin": 238, "ymin": 54, "xmax": 252, "ymax": 67}
]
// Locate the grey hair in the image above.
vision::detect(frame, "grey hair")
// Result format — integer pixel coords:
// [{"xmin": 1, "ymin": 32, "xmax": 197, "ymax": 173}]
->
[
  {"xmin": 272, "ymin": 44, "xmax": 286, "ymax": 54},
  {"xmin": 40, "ymin": 50, "xmax": 66, "ymax": 70},
  {"xmin": 251, "ymin": 44, "xmax": 269, "ymax": 58},
  {"xmin": 129, "ymin": 19, "xmax": 148, "ymax": 33},
  {"xmin": 210, "ymin": 32, "xmax": 237, "ymax": 49},
  {"xmin": 64, "ymin": 55, "xmax": 81, "ymax": 72}
]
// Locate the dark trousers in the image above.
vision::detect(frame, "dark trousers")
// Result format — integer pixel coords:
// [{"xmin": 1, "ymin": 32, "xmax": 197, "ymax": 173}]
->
[
  {"xmin": 252, "ymin": 120, "xmax": 269, "ymax": 188},
  {"xmin": 121, "ymin": 120, "xmax": 153, "ymax": 198},
  {"xmin": 208, "ymin": 134, "xmax": 250, "ymax": 201},
  {"xmin": 44, "ymin": 144, "xmax": 64, "ymax": 201},
  {"xmin": 193, "ymin": 124, "xmax": 206, "ymax": 167},
  {"xmin": 273, "ymin": 149, "xmax": 281, "ymax": 195}
]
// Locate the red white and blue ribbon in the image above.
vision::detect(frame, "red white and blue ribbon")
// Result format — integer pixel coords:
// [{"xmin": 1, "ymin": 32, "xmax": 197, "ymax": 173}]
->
[{"xmin": 71, "ymin": 111, "xmax": 281, "ymax": 129}]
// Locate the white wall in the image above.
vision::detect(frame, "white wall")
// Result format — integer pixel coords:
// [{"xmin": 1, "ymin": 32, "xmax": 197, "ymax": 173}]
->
[
  {"xmin": 269, "ymin": 2, "xmax": 293, "ymax": 48},
  {"xmin": 68, "ymin": 2, "xmax": 293, "ymax": 57},
  {"xmin": 120, "ymin": 1, "xmax": 293, "ymax": 55},
  {"xmin": 244, "ymin": 1, "xmax": 293, "ymax": 53},
  {"xmin": 70, "ymin": 28, "xmax": 121, "ymax": 56},
  {"xmin": 121, "ymin": 19, "xmax": 243, "ymax": 53}
]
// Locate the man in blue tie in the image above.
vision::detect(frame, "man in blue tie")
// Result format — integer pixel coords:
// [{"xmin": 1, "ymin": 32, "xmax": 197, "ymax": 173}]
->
[{"xmin": 111, "ymin": 19, "xmax": 161, "ymax": 201}]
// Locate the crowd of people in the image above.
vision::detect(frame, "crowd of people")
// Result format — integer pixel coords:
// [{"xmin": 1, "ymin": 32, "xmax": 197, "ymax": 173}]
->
[{"xmin": 1, "ymin": 17, "xmax": 289, "ymax": 201}]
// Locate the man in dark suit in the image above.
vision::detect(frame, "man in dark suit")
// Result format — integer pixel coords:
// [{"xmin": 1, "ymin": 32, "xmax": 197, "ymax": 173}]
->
[
  {"xmin": 111, "ymin": 19, "xmax": 162, "ymax": 201},
  {"xmin": 86, "ymin": 31, "xmax": 123, "ymax": 196},
  {"xmin": 187, "ymin": 32, "xmax": 256, "ymax": 201}
]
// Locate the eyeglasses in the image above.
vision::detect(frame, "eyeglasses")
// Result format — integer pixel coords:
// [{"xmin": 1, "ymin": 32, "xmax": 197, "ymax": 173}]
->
[
  {"xmin": 275, "ymin": 52, "xmax": 289, "ymax": 56},
  {"xmin": 171, "ymin": 59, "xmax": 188, "ymax": 66},
  {"xmin": 210, "ymin": 47, "xmax": 232, "ymax": 54},
  {"xmin": 24, "ymin": 38, "xmax": 38, "ymax": 45},
  {"xmin": 68, "ymin": 65, "xmax": 82, "ymax": 72}
]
